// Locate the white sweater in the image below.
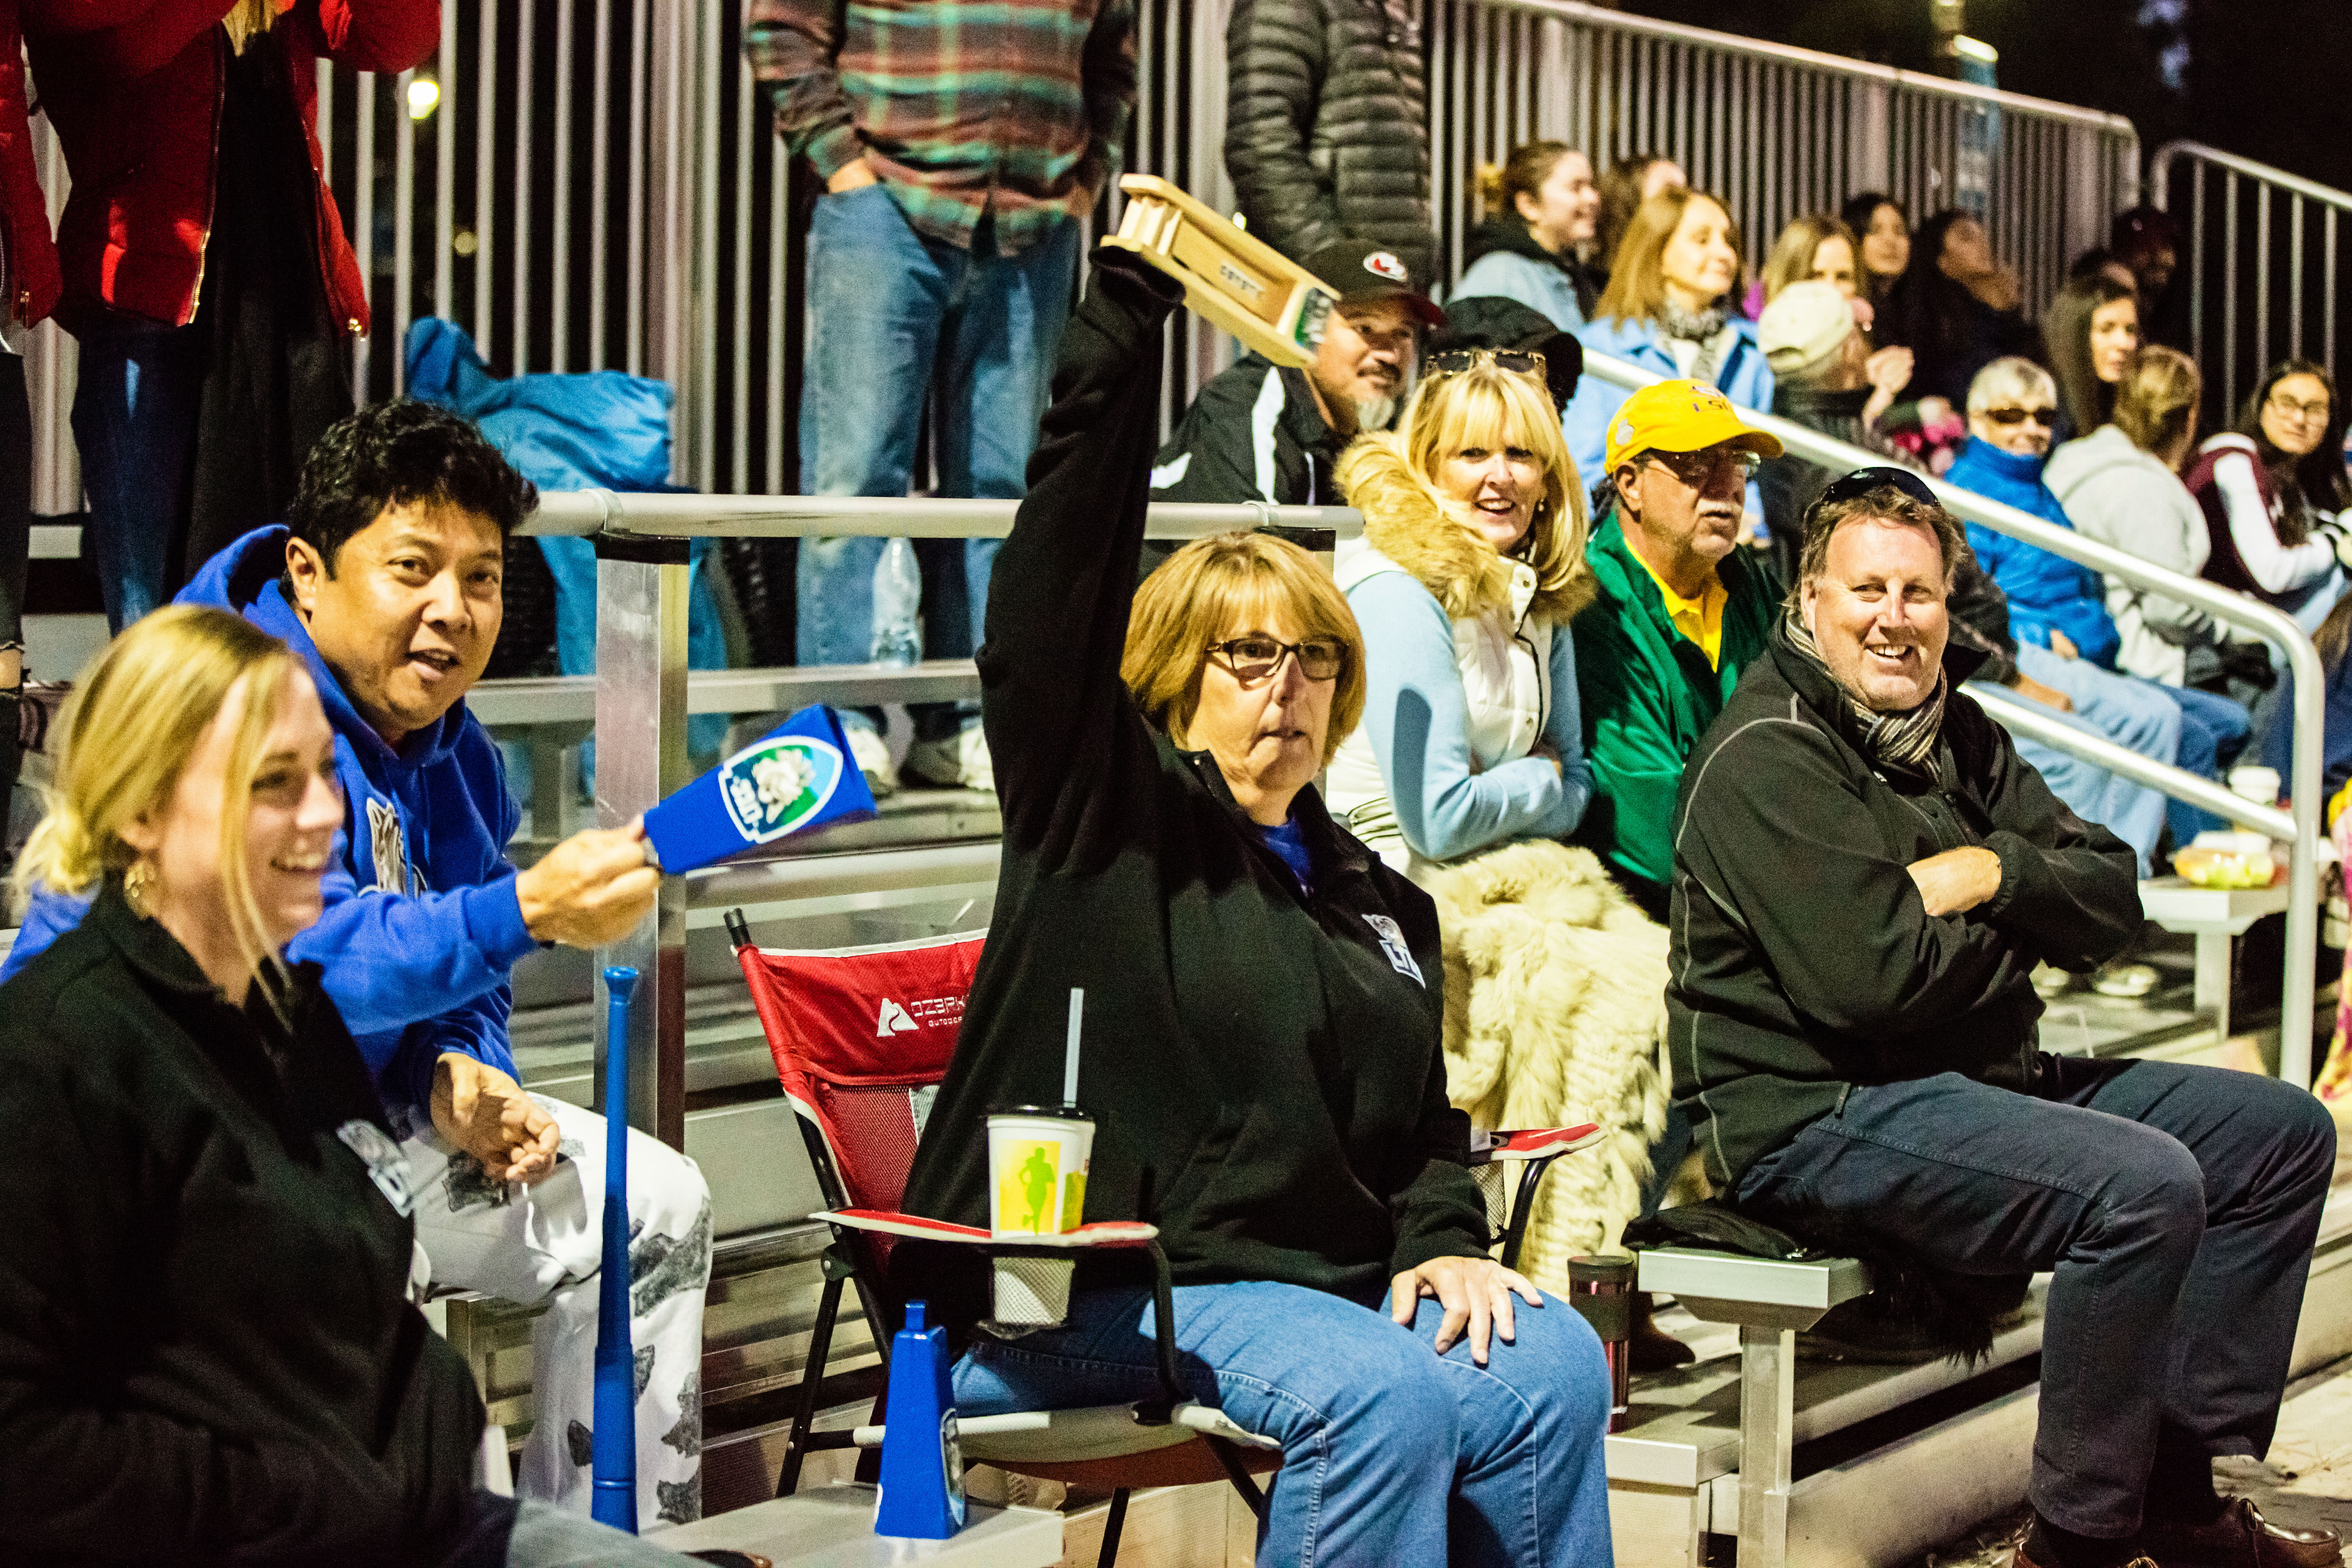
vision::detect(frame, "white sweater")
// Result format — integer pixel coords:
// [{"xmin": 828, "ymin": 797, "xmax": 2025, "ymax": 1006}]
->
[{"xmin": 2045, "ymin": 424, "xmax": 2214, "ymax": 686}]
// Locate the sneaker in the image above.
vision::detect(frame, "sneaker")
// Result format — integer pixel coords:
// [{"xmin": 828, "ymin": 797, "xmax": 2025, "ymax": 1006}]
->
[
  {"xmin": 902, "ymin": 726, "xmax": 993, "ymax": 793},
  {"xmin": 844, "ymin": 724, "xmax": 896, "ymax": 801},
  {"xmin": 2090, "ymin": 961, "xmax": 2158, "ymax": 1000}
]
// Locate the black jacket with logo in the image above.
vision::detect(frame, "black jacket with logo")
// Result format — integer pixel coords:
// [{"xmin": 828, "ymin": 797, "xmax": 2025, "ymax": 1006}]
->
[
  {"xmin": 0, "ymin": 881, "xmax": 493, "ymax": 1565},
  {"xmin": 1666, "ymin": 633, "xmax": 2142, "ymax": 1190},
  {"xmin": 894, "ymin": 253, "xmax": 1487, "ymax": 1330},
  {"xmin": 1149, "ymin": 352, "xmax": 1343, "ymax": 509}
]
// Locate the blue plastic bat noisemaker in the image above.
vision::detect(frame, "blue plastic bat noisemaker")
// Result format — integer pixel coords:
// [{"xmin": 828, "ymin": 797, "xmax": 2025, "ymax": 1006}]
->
[{"xmin": 641, "ymin": 705, "xmax": 879, "ymax": 874}]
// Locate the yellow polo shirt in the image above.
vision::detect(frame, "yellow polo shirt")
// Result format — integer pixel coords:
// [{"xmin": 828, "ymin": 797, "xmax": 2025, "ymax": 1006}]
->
[{"xmin": 1630, "ymin": 551, "xmax": 1729, "ymax": 670}]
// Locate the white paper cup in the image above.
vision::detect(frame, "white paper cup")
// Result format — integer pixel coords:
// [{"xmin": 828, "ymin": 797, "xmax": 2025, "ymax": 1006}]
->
[
  {"xmin": 986, "ymin": 1107, "xmax": 1094, "ymax": 1237},
  {"xmin": 2229, "ymin": 765, "xmax": 2282, "ymax": 806}
]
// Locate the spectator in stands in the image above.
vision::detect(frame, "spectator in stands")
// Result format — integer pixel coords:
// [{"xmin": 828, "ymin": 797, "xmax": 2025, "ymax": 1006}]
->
[
  {"xmin": 2044, "ymin": 272, "xmax": 2140, "ymax": 442},
  {"xmin": 1669, "ymin": 474, "xmax": 2338, "ymax": 1568},
  {"xmin": 1224, "ymin": 0, "xmax": 1430, "ymax": 282},
  {"xmin": 1594, "ymin": 153, "xmax": 1683, "ymax": 283},
  {"xmin": 0, "ymin": 605, "xmax": 702, "ymax": 1566},
  {"xmin": 2, "ymin": 403, "xmax": 713, "ymax": 1524},
  {"xmin": 1745, "ymin": 212, "xmax": 1866, "ymax": 323},
  {"xmin": 1841, "ymin": 192, "xmax": 1909, "ymax": 321},
  {"xmin": 1149, "ymin": 240, "xmax": 1441, "ymax": 516},
  {"xmin": 2185, "ymin": 358, "xmax": 2352, "ymax": 635},
  {"xmin": 28, "ymin": 0, "xmax": 434, "ymax": 633},
  {"xmin": 1561, "ymin": 188, "xmax": 1774, "ymax": 518},
  {"xmin": 0, "ymin": 0, "xmax": 55, "ymax": 834},
  {"xmin": 1753, "ymin": 280, "xmax": 1912, "ymax": 579},
  {"xmin": 747, "ymin": 0, "xmax": 1135, "ymax": 795},
  {"xmin": 1947, "ymin": 358, "xmax": 2194, "ymax": 890},
  {"xmin": 900, "ymin": 250, "xmax": 1617, "ymax": 1566},
  {"xmin": 1457, "ymin": 142, "xmax": 1602, "ymax": 329},
  {"xmin": 1883, "ymin": 209, "xmax": 2039, "ymax": 408},
  {"xmin": 2113, "ymin": 205, "xmax": 2187, "ymax": 351},
  {"xmin": 1572, "ymin": 380, "xmax": 1781, "ymax": 920}
]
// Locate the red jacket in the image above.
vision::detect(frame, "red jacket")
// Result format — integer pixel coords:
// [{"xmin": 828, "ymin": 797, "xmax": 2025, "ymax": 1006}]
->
[
  {"xmin": 24, "ymin": 0, "xmax": 436, "ymax": 334},
  {"xmin": 0, "ymin": 0, "xmax": 62, "ymax": 326}
]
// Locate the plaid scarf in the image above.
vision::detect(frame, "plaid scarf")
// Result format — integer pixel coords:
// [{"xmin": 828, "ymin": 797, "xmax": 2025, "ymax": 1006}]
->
[{"xmin": 1781, "ymin": 614, "xmax": 1947, "ymax": 782}]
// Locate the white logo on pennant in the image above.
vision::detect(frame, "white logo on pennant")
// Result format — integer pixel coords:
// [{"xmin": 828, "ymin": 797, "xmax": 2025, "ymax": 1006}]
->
[
  {"xmin": 719, "ymin": 734, "xmax": 847, "ymax": 845},
  {"xmin": 1362, "ymin": 914, "xmax": 1425, "ymax": 987},
  {"xmin": 877, "ymin": 998, "xmax": 919, "ymax": 1036},
  {"xmin": 1363, "ymin": 251, "xmax": 1408, "ymax": 283}
]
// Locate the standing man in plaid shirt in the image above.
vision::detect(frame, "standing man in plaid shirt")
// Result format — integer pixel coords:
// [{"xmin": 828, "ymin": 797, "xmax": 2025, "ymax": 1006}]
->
[{"xmin": 747, "ymin": 0, "xmax": 1136, "ymax": 794}]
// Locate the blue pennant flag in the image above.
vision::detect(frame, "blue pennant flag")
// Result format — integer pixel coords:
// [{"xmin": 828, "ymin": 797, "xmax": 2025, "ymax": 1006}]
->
[{"xmin": 642, "ymin": 705, "xmax": 878, "ymax": 874}]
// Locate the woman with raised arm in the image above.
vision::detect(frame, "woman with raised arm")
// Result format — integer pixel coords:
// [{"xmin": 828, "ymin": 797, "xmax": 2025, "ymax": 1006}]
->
[
  {"xmin": 895, "ymin": 250, "xmax": 1615, "ymax": 1567},
  {"xmin": 0, "ymin": 606, "xmax": 699, "ymax": 1566}
]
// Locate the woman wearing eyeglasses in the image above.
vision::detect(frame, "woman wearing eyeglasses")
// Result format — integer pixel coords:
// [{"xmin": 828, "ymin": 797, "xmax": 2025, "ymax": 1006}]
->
[
  {"xmin": 1321, "ymin": 347, "xmax": 1678, "ymax": 1321},
  {"xmin": 2184, "ymin": 359, "xmax": 2352, "ymax": 636},
  {"xmin": 895, "ymin": 251, "xmax": 1617, "ymax": 1568}
]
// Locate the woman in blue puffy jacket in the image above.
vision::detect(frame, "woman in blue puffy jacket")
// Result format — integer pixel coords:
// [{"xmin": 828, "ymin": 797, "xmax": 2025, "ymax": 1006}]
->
[{"xmin": 1562, "ymin": 187, "xmax": 1773, "ymax": 528}]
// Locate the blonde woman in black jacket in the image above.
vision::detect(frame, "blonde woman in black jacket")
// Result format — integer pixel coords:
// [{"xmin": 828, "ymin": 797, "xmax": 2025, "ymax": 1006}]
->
[{"xmin": 0, "ymin": 606, "xmax": 698, "ymax": 1567}]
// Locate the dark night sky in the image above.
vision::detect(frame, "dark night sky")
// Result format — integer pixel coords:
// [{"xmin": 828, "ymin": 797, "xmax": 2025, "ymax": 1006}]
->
[{"xmin": 1613, "ymin": 0, "xmax": 2352, "ymax": 196}]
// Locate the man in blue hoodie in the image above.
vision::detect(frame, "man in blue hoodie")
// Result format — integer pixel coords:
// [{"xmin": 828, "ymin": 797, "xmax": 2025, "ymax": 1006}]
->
[{"xmin": 4, "ymin": 401, "xmax": 714, "ymax": 1525}]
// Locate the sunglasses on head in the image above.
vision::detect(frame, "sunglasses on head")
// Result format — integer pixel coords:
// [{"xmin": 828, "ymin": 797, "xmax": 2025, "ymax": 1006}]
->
[
  {"xmin": 1980, "ymin": 405, "xmax": 2056, "ymax": 427},
  {"xmin": 1801, "ymin": 464, "xmax": 1942, "ymax": 532},
  {"xmin": 1425, "ymin": 348, "xmax": 1548, "ymax": 382}
]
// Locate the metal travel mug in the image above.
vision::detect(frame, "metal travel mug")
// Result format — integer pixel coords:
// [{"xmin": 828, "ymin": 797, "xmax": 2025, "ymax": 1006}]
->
[{"xmin": 1566, "ymin": 1254, "xmax": 1636, "ymax": 1431}]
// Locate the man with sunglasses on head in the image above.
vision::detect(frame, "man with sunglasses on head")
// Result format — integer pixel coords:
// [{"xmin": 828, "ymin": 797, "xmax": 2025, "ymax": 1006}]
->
[
  {"xmin": 1571, "ymin": 379, "xmax": 1783, "ymax": 923},
  {"xmin": 1668, "ymin": 470, "xmax": 2337, "ymax": 1568},
  {"xmin": 1148, "ymin": 241, "xmax": 1441, "ymax": 533}
]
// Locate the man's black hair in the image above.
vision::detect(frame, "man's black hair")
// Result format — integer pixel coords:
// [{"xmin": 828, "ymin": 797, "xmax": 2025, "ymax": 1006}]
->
[{"xmin": 286, "ymin": 400, "xmax": 538, "ymax": 576}]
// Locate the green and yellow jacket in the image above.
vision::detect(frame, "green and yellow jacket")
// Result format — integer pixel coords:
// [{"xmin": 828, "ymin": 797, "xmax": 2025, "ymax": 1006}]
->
[{"xmin": 1571, "ymin": 509, "xmax": 1778, "ymax": 904}]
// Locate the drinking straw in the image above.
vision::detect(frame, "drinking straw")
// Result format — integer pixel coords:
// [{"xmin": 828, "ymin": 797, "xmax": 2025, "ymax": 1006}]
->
[{"xmin": 1064, "ymin": 988, "xmax": 1084, "ymax": 1106}]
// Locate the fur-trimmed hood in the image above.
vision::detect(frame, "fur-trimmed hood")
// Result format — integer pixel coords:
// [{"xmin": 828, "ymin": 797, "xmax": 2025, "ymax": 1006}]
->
[{"xmin": 1336, "ymin": 432, "xmax": 1595, "ymax": 625}]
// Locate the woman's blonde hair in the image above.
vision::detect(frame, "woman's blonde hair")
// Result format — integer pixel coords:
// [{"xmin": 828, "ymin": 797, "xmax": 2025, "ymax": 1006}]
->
[
  {"xmin": 1123, "ymin": 534, "xmax": 1367, "ymax": 764},
  {"xmin": 2112, "ymin": 344, "xmax": 2201, "ymax": 455},
  {"xmin": 1370, "ymin": 359, "xmax": 1590, "ymax": 611},
  {"xmin": 1759, "ymin": 213, "xmax": 1860, "ymax": 305},
  {"xmin": 17, "ymin": 605, "xmax": 308, "ymax": 994},
  {"xmin": 1594, "ymin": 187, "xmax": 1741, "ymax": 326}
]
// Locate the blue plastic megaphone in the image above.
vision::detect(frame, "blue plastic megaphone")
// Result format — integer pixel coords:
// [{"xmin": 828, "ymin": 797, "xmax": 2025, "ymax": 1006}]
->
[{"xmin": 874, "ymin": 1300, "xmax": 967, "ymax": 1539}]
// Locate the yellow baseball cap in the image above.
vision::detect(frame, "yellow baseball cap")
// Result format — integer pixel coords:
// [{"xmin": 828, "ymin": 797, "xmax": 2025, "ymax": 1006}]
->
[{"xmin": 1602, "ymin": 380, "xmax": 1785, "ymax": 474}]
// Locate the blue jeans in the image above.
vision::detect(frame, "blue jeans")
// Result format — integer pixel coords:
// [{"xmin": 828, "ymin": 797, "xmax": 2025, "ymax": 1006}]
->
[
  {"xmin": 798, "ymin": 186, "xmax": 1077, "ymax": 738},
  {"xmin": 71, "ymin": 317, "xmax": 207, "ymax": 631},
  {"xmin": 1735, "ymin": 1058, "xmax": 2334, "ymax": 1540},
  {"xmin": 953, "ymin": 1279, "xmax": 1615, "ymax": 1567},
  {"xmin": 2155, "ymin": 679, "xmax": 2254, "ymax": 843},
  {"xmin": 1994, "ymin": 641, "xmax": 2181, "ymax": 875}
]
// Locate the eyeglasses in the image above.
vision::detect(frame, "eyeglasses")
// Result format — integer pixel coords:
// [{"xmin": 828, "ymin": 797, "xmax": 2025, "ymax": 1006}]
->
[
  {"xmin": 1205, "ymin": 637, "xmax": 1347, "ymax": 683},
  {"xmin": 1425, "ymin": 347, "xmax": 1548, "ymax": 382},
  {"xmin": 1980, "ymin": 406, "xmax": 2056, "ymax": 427},
  {"xmin": 1641, "ymin": 447, "xmax": 1763, "ymax": 487},
  {"xmin": 2267, "ymin": 393, "xmax": 2332, "ymax": 424},
  {"xmin": 1803, "ymin": 464, "xmax": 1943, "ymax": 531}
]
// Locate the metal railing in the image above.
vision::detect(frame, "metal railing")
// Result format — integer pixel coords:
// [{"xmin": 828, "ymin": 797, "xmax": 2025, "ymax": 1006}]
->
[
  {"xmin": 20, "ymin": 0, "xmax": 2136, "ymax": 515},
  {"xmin": 2152, "ymin": 141, "xmax": 2352, "ymax": 427},
  {"xmin": 523, "ymin": 495, "xmax": 1359, "ymax": 1144},
  {"xmin": 1581, "ymin": 348, "xmax": 2325, "ymax": 1084}
]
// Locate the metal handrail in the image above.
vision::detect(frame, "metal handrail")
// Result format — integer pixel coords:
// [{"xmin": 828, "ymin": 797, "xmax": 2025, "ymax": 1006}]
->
[
  {"xmin": 521, "ymin": 491, "xmax": 1365, "ymax": 541},
  {"xmin": 1485, "ymin": 0, "xmax": 2139, "ymax": 133},
  {"xmin": 2151, "ymin": 141, "xmax": 2352, "ymax": 215},
  {"xmin": 1580, "ymin": 348, "xmax": 2326, "ymax": 1082}
]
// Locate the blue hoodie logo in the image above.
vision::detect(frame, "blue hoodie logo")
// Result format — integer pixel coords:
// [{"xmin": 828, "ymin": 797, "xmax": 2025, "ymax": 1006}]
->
[{"xmin": 718, "ymin": 736, "xmax": 846, "ymax": 845}]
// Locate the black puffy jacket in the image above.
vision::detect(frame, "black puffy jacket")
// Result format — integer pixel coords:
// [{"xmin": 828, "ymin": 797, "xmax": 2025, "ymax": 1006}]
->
[{"xmin": 1223, "ymin": 0, "xmax": 1432, "ymax": 282}]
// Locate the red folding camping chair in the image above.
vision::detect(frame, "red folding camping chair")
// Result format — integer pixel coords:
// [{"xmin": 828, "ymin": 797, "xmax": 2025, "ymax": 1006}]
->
[{"xmin": 726, "ymin": 909, "xmax": 1602, "ymax": 1565}]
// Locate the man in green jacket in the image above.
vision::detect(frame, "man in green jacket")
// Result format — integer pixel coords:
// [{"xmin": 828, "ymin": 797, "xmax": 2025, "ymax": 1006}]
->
[{"xmin": 1573, "ymin": 380, "xmax": 1783, "ymax": 919}]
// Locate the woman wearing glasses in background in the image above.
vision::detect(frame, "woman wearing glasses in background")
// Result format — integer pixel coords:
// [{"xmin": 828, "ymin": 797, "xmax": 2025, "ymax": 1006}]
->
[
  {"xmin": 1324, "ymin": 345, "xmax": 1678, "ymax": 1333},
  {"xmin": 2185, "ymin": 359, "xmax": 2352, "ymax": 639},
  {"xmin": 895, "ymin": 251, "xmax": 1617, "ymax": 1568}
]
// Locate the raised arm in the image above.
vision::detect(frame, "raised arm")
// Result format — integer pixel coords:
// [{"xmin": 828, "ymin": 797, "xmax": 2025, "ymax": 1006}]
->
[{"xmin": 978, "ymin": 251, "xmax": 1183, "ymax": 829}]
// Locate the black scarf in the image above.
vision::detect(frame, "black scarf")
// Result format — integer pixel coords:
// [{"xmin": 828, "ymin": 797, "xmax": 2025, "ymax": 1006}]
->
[{"xmin": 1781, "ymin": 614, "xmax": 1947, "ymax": 782}]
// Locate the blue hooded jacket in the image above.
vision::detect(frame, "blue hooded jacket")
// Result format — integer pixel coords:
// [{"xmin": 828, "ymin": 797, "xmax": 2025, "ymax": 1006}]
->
[
  {"xmin": 2, "ymin": 527, "xmax": 540, "ymax": 1117},
  {"xmin": 1945, "ymin": 436, "xmax": 2122, "ymax": 669}
]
